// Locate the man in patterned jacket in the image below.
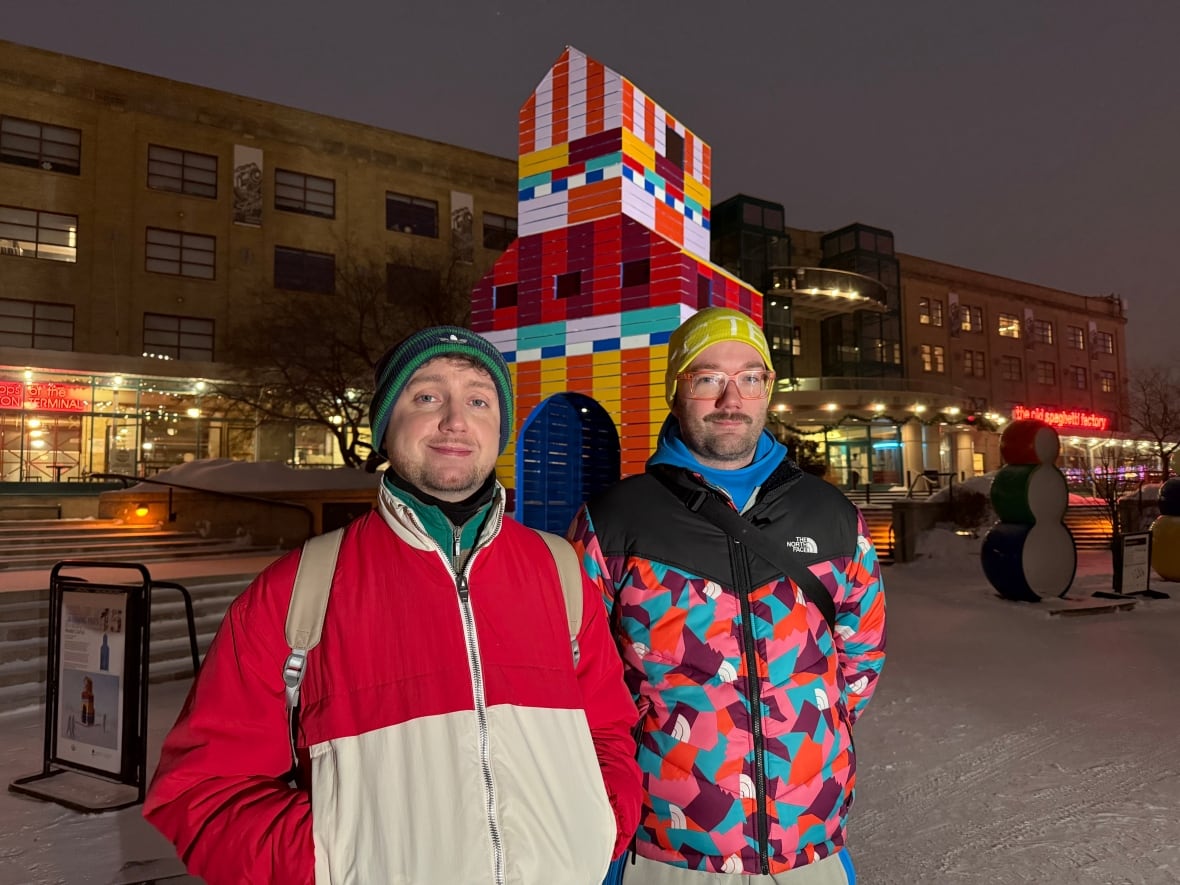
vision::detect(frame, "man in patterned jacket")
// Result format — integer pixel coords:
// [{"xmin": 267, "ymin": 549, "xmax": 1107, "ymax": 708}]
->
[{"xmin": 569, "ymin": 308, "xmax": 886, "ymax": 883}]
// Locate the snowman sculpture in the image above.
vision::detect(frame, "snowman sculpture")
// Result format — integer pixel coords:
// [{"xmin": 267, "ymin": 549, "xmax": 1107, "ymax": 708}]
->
[
  {"xmin": 1151, "ymin": 477, "xmax": 1180, "ymax": 581},
  {"xmin": 982, "ymin": 419, "xmax": 1077, "ymax": 602}
]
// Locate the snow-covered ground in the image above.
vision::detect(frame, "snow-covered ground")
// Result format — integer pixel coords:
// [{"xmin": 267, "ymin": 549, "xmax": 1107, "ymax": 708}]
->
[{"xmin": 1, "ymin": 548, "xmax": 1177, "ymax": 884}]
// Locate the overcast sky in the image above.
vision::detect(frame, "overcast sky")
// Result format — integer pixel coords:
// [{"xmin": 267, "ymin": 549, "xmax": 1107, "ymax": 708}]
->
[{"xmin": 5, "ymin": 1, "xmax": 1177, "ymax": 366}]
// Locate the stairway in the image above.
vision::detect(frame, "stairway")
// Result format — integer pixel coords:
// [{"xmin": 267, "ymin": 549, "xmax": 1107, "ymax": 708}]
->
[
  {"xmin": 857, "ymin": 505, "xmax": 895, "ymax": 564},
  {"xmin": 0, "ymin": 518, "xmax": 277, "ymax": 571},
  {"xmin": 0, "ymin": 575, "xmax": 253, "ymax": 713}
]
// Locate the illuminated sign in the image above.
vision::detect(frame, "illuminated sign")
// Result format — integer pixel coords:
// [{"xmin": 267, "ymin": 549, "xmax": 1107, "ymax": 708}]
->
[
  {"xmin": 1011, "ymin": 405, "xmax": 1110, "ymax": 431},
  {"xmin": 0, "ymin": 381, "xmax": 90, "ymax": 413}
]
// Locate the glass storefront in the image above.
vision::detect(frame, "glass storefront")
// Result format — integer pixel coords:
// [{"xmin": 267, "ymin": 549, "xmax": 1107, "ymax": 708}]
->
[{"xmin": 0, "ymin": 367, "xmax": 351, "ymax": 482}]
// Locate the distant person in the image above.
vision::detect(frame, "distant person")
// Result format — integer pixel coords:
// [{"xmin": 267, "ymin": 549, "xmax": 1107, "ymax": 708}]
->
[
  {"xmin": 569, "ymin": 308, "xmax": 887, "ymax": 883},
  {"xmin": 850, "ymin": 468, "xmax": 861, "ymax": 491},
  {"xmin": 144, "ymin": 325, "xmax": 642, "ymax": 884}
]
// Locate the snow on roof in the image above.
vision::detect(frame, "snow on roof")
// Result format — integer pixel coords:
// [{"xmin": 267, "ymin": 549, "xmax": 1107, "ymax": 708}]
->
[{"xmin": 106, "ymin": 459, "xmax": 380, "ymax": 494}]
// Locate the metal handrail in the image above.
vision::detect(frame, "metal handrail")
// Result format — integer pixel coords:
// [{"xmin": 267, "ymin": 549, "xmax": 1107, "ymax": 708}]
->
[{"xmin": 87, "ymin": 472, "xmax": 316, "ymax": 539}]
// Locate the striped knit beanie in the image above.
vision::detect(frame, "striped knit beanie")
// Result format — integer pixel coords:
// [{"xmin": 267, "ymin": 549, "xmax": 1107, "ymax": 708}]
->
[
  {"xmin": 369, "ymin": 326, "xmax": 514, "ymax": 458},
  {"xmin": 665, "ymin": 307, "xmax": 773, "ymax": 405}
]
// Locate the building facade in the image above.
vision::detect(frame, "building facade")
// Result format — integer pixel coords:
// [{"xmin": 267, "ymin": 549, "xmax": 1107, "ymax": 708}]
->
[
  {"xmin": 710, "ymin": 195, "xmax": 1130, "ymax": 490},
  {"xmin": 0, "ymin": 40, "xmax": 516, "ymax": 482}
]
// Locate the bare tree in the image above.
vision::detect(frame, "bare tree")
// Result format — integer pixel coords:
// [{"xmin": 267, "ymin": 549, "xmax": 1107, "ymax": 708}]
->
[
  {"xmin": 1087, "ymin": 440, "xmax": 1143, "ymax": 541},
  {"xmin": 215, "ymin": 247, "xmax": 476, "ymax": 468},
  {"xmin": 1125, "ymin": 363, "xmax": 1180, "ymax": 481}
]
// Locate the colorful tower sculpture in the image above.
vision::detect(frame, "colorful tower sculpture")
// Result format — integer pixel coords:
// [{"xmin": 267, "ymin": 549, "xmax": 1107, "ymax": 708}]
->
[
  {"xmin": 982, "ymin": 419, "xmax": 1078, "ymax": 601},
  {"xmin": 1151, "ymin": 477, "xmax": 1180, "ymax": 581},
  {"xmin": 472, "ymin": 47, "xmax": 764, "ymax": 519}
]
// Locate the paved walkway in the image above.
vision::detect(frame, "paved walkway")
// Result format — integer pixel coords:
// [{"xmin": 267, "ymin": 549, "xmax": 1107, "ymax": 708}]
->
[{"xmin": 0, "ymin": 549, "xmax": 1151, "ymax": 884}]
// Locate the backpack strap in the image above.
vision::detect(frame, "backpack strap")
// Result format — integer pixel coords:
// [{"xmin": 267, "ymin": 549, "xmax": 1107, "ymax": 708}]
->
[
  {"xmin": 533, "ymin": 529, "xmax": 584, "ymax": 667},
  {"xmin": 283, "ymin": 528, "xmax": 345, "ymax": 712}
]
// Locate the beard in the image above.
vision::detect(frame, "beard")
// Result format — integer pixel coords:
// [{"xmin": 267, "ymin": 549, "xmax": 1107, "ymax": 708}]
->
[{"xmin": 679, "ymin": 410, "xmax": 764, "ymax": 467}]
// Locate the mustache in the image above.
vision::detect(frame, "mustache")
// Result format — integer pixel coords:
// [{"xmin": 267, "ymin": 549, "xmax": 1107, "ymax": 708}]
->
[{"xmin": 704, "ymin": 412, "xmax": 753, "ymax": 425}]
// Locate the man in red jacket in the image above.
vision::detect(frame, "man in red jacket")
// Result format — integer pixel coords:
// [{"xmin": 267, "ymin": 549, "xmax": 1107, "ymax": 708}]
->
[{"xmin": 144, "ymin": 325, "xmax": 642, "ymax": 885}]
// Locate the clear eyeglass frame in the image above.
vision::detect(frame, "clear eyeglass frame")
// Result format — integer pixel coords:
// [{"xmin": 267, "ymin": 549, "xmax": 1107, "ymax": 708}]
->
[{"xmin": 675, "ymin": 370, "xmax": 775, "ymax": 400}]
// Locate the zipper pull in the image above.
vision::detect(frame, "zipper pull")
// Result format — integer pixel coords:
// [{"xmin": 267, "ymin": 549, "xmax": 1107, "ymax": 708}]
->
[{"xmin": 457, "ymin": 573, "xmax": 469, "ymax": 603}]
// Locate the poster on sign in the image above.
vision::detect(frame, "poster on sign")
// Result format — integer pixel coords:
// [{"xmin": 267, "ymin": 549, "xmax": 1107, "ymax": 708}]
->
[{"xmin": 56, "ymin": 590, "xmax": 127, "ymax": 774}]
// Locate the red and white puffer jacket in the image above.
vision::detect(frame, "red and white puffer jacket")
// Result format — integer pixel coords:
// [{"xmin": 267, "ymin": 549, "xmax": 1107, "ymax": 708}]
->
[{"xmin": 143, "ymin": 484, "xmax": 642, "ymax": 884}]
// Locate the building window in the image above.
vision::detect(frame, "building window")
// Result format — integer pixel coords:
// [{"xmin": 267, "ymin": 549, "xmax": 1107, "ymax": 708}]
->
[
  {"xmin": 918, "ymin": 297, "xmax": 943, "ymax": 327},
  {"xmin": 0, "ymin": 115, "xmax": 81, "ymax": 175},
  {"xmin": 0, "ymin": 298, "xmax": 74, "ymax": 351},
  {"xmin": 998, "ymin": 313, "xmax": 1021, "ymax": 338},
  {"xmin": 493, "ymin": 283, "xmax": 518, "ymax": 309},
  {"xmin": 555, "ymin": 271, "xmax": 581, "ymax": 299},
  {"xmin": 1035, "ymin": 360, "xmax": 1056, "ymax": 385},
  {"xmin": 143, "ymin": 313, "xmax": 214, "ymax": 361},
  {"xmin": 386, "ymin": 192, "xmax": 438, "ymax": 238},
  {"xmin": 696, "ymin": 274, "xmax": 712, "ymax": 308},
  {"xmin": 621, "ymin": 259, "xmax": 650, "ymax": 288},
  {"xmin": 386, "ymin": 263, "xmax": 438, "ymax": 302},
  {"xmin": 0, "ymin": 205, "xmax": 78, "ymax": 263},
  {"xmin": 961, "ymin": 305, "xmax": 983, "ymax": 333},
  {"xmin": 1032, "ymin": 319, "xmax": 1054, "ymax": 345},
  {"xmin": 275, "ymin": 168, "xmax": 335, "ymax": 218},
  {"xmin": 920, "ymin": 344, "xmax": 945, "ymax": 374},
  {"xmin": 1001, "ymin": 355, "xmax": 1023, "ymax": 381},
  {"xmin": 1097, "ymin": 370, "xmax": 1116, "ymax": 393},
  {"xmin": 664, "ymin": 126, "xmax": 684, "ymax": 168},
  {"xmin": 147, "ymin": 144, "xmax": 217, "ymax": 198},
  {"xmin": 1095, "ymin": 331, "xmax": 1115, "ymax": 355},
  {"xmin": 145, "ymin": 227, "xmax": 215, "ymax": 279},
  {"xmin": 274, "ymin": 246, "xmax": 335, "ymax": 294},
  {"xmin": 964, "ymin": 349, "xmax": 986, "ymax": 378},
  {"xmin": 791, "ymin": 325, "xmax": 802, "ymax": 357},
  {"xmin": 1066, "ymin": 365, "xmax": 1088, "ymax": 390},
  {"xmin": 482, "ymin": 212, "xmax": 517, "ymax": 250},
  {"xmin": 1067, "ymin": 325, "xmax": 1086, "ymax": 350}
]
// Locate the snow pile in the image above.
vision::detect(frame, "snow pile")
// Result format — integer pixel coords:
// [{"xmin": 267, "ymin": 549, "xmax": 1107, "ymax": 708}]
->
[
  {"xmin": 926, "ymin": 473, "xmax": 994, "ymax": 504},
  {"xmin": 914, "ymin": 527, "xmax": 982, "ymax": 559},
  {"xmin": 106, "ymin": 459, "xmax": 380, "ymax": 494}
]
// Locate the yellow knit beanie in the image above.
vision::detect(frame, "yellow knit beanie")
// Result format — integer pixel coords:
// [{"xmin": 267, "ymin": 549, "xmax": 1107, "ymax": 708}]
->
[{"xmin": 664, "ymin": 307, "xmax": 772, "ymax": 405}]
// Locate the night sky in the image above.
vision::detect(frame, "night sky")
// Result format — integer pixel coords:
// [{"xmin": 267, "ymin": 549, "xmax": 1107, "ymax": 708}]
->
[{"xmin": 5, "ymin": 1, "xmax": 1177, "ymax": 366}]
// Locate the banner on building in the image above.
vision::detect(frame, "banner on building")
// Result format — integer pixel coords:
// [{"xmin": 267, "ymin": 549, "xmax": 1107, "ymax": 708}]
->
[
  {"xmin": 948, "ymin": 291, "xmax": 961, "ymax": 338},
  {"xmin": 233, "ymin": 145, "xmax": 263, "ymax": 227},
  {"xmin": 451, "ymin": 191, "xmax": 473, "ymax": 264},
  {"xmin": 1023, "ymin": 307, "xmax": 1035, "ymax": 349}
]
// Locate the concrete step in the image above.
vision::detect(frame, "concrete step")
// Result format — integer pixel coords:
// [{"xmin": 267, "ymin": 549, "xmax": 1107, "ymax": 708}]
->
[
  {"xmin": 1, "ymin": 539, "xmax": 274, "ymax": 571},
  {"xmin": 0, "ymin": 575, "xmax": 251, "ymax": 712}
]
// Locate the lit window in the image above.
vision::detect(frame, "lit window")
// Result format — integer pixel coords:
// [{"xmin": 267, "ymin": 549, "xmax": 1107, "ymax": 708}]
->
[
  {"xmin": 1067, "ymin": 325, "xmax": 1086, "ymax": 350},
  {"xmin": 0, "ymin": 205, "xmax": 78, "ymax": 263},
  {"xmin": 918, "ymin": 298, "xmax": 943, "ymax": 327},
  {"xmin": 1098, "ymin": 371, "xmax": 1116, "ymax": 393},
  {"xmin": 920, "ymin": 344, "xmax": 945, "ymax": 374},
  {"xmin": 1095, "ymin": 331, "xmax": 1114, "ymax": 355},
  {"xmin": 961, "ymin": 305, "xmax": 983, "ymax": 333},
  {"xmin": 998, "ymin": 313, "xmax": 1021, "ymax": 338},
  {"xmin": 1032, "ymin": 319, "xmax": 1054, "ymax": 345}
]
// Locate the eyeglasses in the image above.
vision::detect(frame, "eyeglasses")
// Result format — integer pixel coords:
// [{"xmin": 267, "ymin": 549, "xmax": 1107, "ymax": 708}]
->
[{"xmin": 676, "ymin": 370, "xmax": 775, "ymax": 400}]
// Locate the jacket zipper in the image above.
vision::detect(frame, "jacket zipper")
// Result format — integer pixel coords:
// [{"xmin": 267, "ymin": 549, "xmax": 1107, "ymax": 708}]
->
[
  {"xmin": 732, "ymin": 537, "xmax": 770, "ymax": 874},
  {"xmin": 452, "ymin": 523, "xmax": 505, "ymax": 885}
]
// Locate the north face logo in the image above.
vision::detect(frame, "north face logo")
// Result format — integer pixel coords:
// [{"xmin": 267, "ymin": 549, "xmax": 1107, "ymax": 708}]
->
[{"xmin": 784, "ymin": 537, "xmax": 818, "ymax": 554}]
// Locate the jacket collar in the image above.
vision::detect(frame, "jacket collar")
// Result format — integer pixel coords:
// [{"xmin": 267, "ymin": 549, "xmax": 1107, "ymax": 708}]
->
[{"xmin": 376, "ymin": 478, "xmax": 507, "ymax": 551}]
